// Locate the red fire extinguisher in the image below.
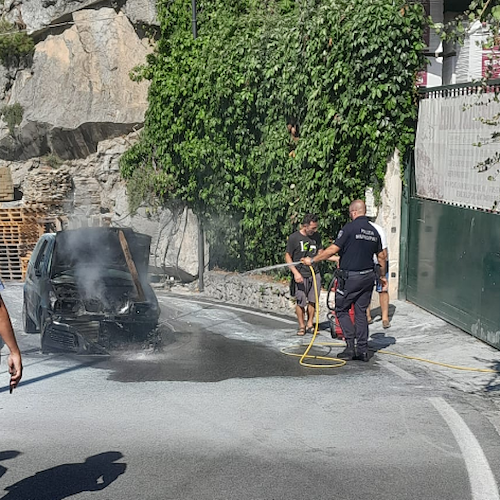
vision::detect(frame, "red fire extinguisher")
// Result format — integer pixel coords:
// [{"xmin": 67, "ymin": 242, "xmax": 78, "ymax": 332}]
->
[{"xmin": 327, "ymin": 276, "xmax": 355, "ymax": 340}]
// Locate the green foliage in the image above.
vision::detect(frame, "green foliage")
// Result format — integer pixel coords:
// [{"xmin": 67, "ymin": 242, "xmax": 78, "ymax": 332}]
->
[
  {"xmin": 0, "ymin": 20, "xmax": 34, "ymax": 67},
  {"xmin": 121, "ymin": 0, "xmax": 426, "ymax": 269},
  {"xmin": 42, "ymin": 153, "xmax": 63, "ymax": 169},
  {"xmin": 1, "ymin": 102, "xmax": 23, "ymax": 135},
  {"xmin": 431, "ymin": 0, "xmax": 500, "ymax": 44}
]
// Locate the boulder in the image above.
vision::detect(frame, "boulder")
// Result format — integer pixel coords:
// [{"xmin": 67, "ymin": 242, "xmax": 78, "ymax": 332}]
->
[
  {"xmin": 3, "ymin": 0, "xmax": 158, "ymax": 35},
  {"xmin": 0, "ymin": 7, "xmax": 150, "ymax": 161},
  {"xmin": 123, "ymin": 0, "xmax": 158, "ymax": 26},
  {"xmin": 4, "ymin": 0, "xmax": 102, "ymax": 35},
  {"xmin": 116, "ymin": 205, "xmax": 205, "ymax": 282}
]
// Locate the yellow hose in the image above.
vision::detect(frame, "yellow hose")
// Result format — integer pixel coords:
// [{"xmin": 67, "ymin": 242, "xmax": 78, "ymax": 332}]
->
[
  {"xmin": 281, "ymin": 266, "xmax": 347, "ymax": 368},
  {"xmin": 281, "ymin": 266, "xmax": 500, "ymax": 374}
]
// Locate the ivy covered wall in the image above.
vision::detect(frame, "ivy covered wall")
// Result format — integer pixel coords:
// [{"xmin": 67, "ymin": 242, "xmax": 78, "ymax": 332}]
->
[{"xmin": 121, "ymin": 0, "xmax": 426, "ymax": 270}]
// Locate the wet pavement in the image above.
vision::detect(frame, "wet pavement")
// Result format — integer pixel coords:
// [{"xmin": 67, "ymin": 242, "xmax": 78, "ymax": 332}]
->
[
  {"xmin": 94, "ymin": 328, "xmax": 311, "ymax": 382},
  {"xmin": 2, "ymin": 284, "xmax": 500, "ymax": 500}
]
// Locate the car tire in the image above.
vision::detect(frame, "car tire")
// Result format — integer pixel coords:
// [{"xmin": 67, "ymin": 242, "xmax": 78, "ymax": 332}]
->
[{"xmin": 22, "ymin": 301, "xmax": 38, "ymax": 334}]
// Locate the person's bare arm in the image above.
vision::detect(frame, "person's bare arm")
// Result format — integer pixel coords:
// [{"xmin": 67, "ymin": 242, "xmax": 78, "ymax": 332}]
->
[
  {"xmin": 0, "ymin": 295, "xmax": 22, "ymax": 390},
  {"xmin": 377, "ymin": 250, "xmax": 387, "ymax": 288},
  {"xmin": 285, "ymin": 252, "xmax": 304, "ymax": 283},
  {"xmin": 302, "ymin": 243, "xmax": 340, "ymax": 265}
]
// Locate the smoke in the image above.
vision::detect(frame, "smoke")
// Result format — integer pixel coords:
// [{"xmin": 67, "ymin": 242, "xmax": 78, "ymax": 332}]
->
[{"xmin": 53, "ymin": 227, "xmax": 132, "ymax": 307}]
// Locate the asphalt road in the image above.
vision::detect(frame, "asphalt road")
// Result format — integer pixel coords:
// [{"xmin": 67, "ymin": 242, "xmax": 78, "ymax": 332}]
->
[{"xmin": 0, "ymin": 283, "xmax": 499, "ymax": 500}]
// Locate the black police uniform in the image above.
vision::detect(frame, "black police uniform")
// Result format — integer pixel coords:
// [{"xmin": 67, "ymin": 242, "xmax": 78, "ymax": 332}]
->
[{"xmin": 334, "ymin": 215, "xmax": 382, "ymax": 359}]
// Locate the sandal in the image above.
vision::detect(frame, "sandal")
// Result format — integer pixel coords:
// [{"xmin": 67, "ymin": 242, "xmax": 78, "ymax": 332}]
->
[
  {"xmin": 305, "ymin": 327, "xmax": 314, "ymax": 334},
  {"xmin": 296, "ymin": 327, "xmax": 306, "ymax": 336}
]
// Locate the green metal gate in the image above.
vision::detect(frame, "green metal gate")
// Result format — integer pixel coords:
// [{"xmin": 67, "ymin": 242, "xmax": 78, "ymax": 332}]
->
[{"xmin": 400, "ymin": 82, "xmax": 500, "ymax": 349}]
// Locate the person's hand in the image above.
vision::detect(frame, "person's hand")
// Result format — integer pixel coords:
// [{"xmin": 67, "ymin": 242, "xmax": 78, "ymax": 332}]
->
[
  {"xmin": 294, "ymin": 273, "xmax": 304, "ymax": 284},
  {"xmin": 301, "ymin": 257, "xmax": 312, "ymax": 266},
  {"xmin": 8, "ymin": 351, "xmax": 22, "ymax": 391},
  {"xmin": 379, "ymin": 276, "xmax": 388, "ymax": 290},
  {"xmin": 328, "ymin": 255, "xmax": 340, "ymax": 265}
]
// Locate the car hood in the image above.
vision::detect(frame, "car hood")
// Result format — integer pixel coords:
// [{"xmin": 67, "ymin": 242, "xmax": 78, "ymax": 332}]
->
[{"xmin": 51, "ymin": 227, "xmax": 151, "ymax": 280}]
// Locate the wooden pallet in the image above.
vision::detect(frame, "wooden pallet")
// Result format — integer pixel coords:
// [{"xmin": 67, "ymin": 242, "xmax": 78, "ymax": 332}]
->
[
  {"xmin": 0, "ymin": 244, "xmax": 22, "ymax": 281},
  {"xmin": 0, "ymin": 208, "xmax": 52, "ymax": 282}
]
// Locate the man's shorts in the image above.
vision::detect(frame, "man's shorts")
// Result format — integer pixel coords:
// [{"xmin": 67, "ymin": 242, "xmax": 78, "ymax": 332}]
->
[
  {"xmin": 375, "ymin": 271, "xmax": 389, "ymax": 293},
  {"xmin": 295, "ymin": 275, "xmax": 321, "ymax": 308}
]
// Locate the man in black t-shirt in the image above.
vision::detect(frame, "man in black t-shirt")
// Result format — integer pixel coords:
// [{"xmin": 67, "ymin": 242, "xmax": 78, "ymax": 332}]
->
[
  {"xmin": 285, "ymin": 214, "xmax": 323, "ymax": 336},
  {"xmin": 302, "ymin": 200, "xmax": 386, "ymax": 361}
]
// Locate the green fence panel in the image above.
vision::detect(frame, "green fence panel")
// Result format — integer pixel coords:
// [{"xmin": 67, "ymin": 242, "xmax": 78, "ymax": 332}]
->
[{"xmin": 408, "ymin": 197, "xmax": 500, "ymax": 349}]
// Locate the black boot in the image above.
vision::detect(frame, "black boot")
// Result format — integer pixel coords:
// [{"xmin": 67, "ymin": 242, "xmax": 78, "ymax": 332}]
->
[
  {"xmin": 337, "ymin": 341, "xmax": 355, "ymax": 360},
  {"xmin": 352, "ymin": 351, "xmax": 370, "ymax": 362},
  {"xmin": 337, "ymin": 349, "xmax": 355, "ymax": 360}
]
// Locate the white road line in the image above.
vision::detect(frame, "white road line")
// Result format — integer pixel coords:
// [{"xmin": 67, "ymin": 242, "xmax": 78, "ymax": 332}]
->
[
  {"xmin": 430, "ymin": 397, "xmax": 500, "ymax": 500},
  {"xmin": 380, "ymin": 360, "xmax": 417, "ymax": 381},
  {"xmin": 158, "ymin": 295, "xmax": 297, "ymax": 324}
]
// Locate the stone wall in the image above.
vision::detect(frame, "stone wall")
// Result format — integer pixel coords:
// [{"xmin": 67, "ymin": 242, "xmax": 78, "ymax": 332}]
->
[
  {"xmin": 177, "ymin": 270, "xmax": 331, "ymax": 320},
  {"xmin": 365, "ymin": 149, "xmax": 402, "ymax": 302},
  {"xmin": 202, "ymin": 271, "xmax": 294, "ymax": 316}
]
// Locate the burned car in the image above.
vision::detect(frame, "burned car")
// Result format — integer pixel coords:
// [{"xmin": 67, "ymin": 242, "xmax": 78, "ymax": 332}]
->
[{"xmin": 23, "ymin": 227, "xmax": 160, "ymax": 354}]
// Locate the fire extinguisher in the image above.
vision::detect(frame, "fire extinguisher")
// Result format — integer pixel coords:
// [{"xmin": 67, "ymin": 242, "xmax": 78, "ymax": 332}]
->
[{"xmin": 326, "ymin": 273, "xmax": 355, "ymax": 340}]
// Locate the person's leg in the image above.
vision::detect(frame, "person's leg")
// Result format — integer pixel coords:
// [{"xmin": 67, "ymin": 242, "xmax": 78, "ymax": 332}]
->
[
  {"xmin": 380, "ymin": 291, "xmax": 390, "ymax": 327},
  {"xmin": 294, "ymin": 282, "xmax": 307, "ymax": 335},
  {"xmin": 366, "ymin": 305, "xmax": 373, "ymax": 324},
  {"xmin": 335, "ymin": 279, "xmax": 356, "ymax": 358},
  {"xmin": 295, "ymin": 305, "xmax": 306, "ymax": 334},
  {"xmin": 306, "ymin": 303, "xmax": 315, "ymax": 330},
  {"xmin": 306, "ymin": 275, "xmax": 321, "ymax": 331},
  {"xmin": 367, "ymin": 273, "xmax": 379, "ymax": 324},
  {"xmin": 353, "ymin": 273, "xmax": 376, "ymax": 357}
]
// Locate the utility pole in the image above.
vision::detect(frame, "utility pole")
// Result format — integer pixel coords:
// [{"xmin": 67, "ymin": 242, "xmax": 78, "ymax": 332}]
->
[
  {"xmin": 192, "ymin": 0, "xmax": 204, "ymax": 292},
  {"xmin": 191, "ymin": 0, "xmax": 198, "ymax": 39}
]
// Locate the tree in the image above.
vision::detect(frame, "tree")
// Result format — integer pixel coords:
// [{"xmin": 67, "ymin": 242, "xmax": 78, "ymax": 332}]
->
[{"xmin": 121, "ymin": 0, "xmax": 426, "ymax": 269}]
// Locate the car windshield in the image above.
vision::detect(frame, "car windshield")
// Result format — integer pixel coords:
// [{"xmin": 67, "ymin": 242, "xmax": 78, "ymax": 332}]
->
[{"xmin": 51, "ymin": 228, "xmax": 150, "ymax": 279}]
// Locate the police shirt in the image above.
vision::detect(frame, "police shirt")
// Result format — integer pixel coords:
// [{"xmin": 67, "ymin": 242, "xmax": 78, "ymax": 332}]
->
[
  {"xmin": 334, "ymin": 216, "xmax": 382, "ymax": 271},
  {"xmin": 286, "ymin": 230, "xmax": 323, "ymax": 278}
]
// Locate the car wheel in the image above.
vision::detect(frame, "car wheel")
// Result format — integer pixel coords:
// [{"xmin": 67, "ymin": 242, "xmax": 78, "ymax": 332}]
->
[{"xmin": 22, "ymin": 301, "xmax": 38, "ymax": 334}]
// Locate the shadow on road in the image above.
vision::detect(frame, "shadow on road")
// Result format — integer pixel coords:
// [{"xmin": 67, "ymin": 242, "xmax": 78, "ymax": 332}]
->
[
  {"xmin": 0, "ymin": 360, "xmax": 102, "ymax": 395},
  {"xmin": 1, "ymin": 452, "xmax": 126, "ymax": 500},
  {"xmin": 482, "ymin": 359, "xmax": 500, "ymax": 393},
  {"xmin": 0, "ymin": 451, "xmax": 21, "ymax": 480}
]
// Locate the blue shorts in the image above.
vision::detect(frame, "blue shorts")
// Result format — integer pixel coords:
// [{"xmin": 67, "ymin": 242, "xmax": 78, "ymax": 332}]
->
[{"xmin": 375, "ymin": 272, "xmax": 389, "ymax": 293}]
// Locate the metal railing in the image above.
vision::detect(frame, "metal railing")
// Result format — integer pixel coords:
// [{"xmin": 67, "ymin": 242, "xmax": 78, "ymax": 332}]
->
[{"xmin": 418, "ymin": 78, "xmax": 500, "ymax": 98}]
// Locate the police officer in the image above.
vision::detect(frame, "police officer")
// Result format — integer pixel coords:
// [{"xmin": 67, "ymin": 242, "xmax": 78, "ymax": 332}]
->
[{"xmin": 302, "ymin": 200, "xmax": 386, "ymax": 361}]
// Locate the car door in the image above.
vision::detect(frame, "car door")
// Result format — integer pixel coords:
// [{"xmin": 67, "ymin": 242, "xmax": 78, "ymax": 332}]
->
[{"xmin": 24, "ymin": 236, "xmax": 52, "ymax": 329}]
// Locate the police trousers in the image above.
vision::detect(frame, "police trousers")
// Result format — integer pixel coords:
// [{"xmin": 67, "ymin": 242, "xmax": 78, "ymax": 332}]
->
[{"xmin": 335, "ymin": 270, "xmax": 375, "ymax": 354}]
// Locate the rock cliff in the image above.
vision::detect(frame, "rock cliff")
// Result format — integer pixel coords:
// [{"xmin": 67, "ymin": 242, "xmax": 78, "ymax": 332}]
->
[{"xmin": 0, "ymin": 0, "xmax": 203, "ymax": 281}]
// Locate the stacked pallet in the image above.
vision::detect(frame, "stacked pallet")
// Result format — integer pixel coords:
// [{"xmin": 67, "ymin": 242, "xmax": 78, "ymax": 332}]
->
[
  {"xmin": 0, "ymin": 207, "xmax": 49, "ymax": 281},
  {"xmin": 0, "ymin": 167, "xmax": 14, "ymax": 202},
  {"xmin": 23, "ymin": 168, "xmax": 72, "ymax": 208}
]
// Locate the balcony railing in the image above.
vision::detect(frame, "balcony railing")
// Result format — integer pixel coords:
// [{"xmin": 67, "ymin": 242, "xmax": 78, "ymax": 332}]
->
[{"xmin": 419, "ymin": 78, "xmax": 500, "ymax": 98}]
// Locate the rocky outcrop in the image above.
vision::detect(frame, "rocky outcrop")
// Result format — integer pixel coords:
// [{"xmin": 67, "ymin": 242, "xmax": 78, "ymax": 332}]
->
[
  {"xmin": 0, "ymin": 7, "xmax": 150, "ymax": 160},
  {"xmin": 123, "ymin": 0, "xmax": 159, "ymax": 26},
  {"xmin": 3, "ymin": 0, "xmax": 158, "ymax": 34},
  {"xmin": 5, "ymin": 132, "xmax": 204, "ymax": 281},
  {"xmin": 0, "ymin": 1, "xmax": 204, "ymax": 282}
]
